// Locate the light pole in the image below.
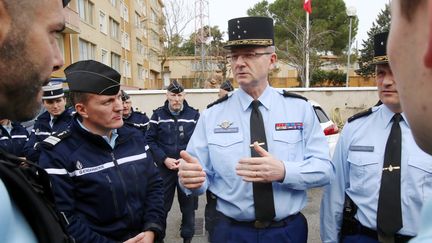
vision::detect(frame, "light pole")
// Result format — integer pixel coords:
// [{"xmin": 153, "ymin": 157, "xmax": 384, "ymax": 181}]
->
[{"xmin": 346, "ymin": 7, "xmax": 356, "ymax": 87}]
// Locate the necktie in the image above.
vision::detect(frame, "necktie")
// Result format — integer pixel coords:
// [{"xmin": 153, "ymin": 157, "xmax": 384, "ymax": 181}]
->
[
  {"xmin": 250, "ymin": 100, "xmax": 275, "ymax": 221},
  {"xmin": 50, "ymin": 117, "xmax": 57, "ymax": 128},
  {"xmin": 377, "ymin": 113, "xmax": 402, "ymax": 236}
]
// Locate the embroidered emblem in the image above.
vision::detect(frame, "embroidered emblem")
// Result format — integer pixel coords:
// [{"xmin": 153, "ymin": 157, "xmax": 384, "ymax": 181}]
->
[
  {"xmin": 214, "ymin": 120, "xmax": 238, "ymax": 133},
  {"xmin": 76, "ymin": 161, "xmax": 83, "ymax": 170},
  {"xmin": 218, "ymin": 120, "xmax": 233, "ymax": 129},
  {"xmin": 275, "ymin": 122, "xmax": 304, "ymax": 131}
]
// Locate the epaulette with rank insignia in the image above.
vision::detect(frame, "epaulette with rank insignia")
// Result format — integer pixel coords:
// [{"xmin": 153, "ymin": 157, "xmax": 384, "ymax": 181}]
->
[
  {"xmin": 347, "ymin": 108, "xmax": 373, "ymax": 123},
  {"xmin": 282, "ymin": 90, "xmax": 308, "ymax": 101},
  {"xmin": 347, "ymin": 100, "xmax": 381, "ymax": 123},
  {"xmin": 207, "ymin": 93, "xmax": 231, "ymax": 109},
  {"xmin": 38, "ymin": 130, "xmax": 71, "ymax": 149}
]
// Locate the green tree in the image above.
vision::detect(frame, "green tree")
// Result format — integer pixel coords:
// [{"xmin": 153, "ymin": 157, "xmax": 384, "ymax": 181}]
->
[
  {"xmin": 356, "ymin": 4, "xmax": 391, "ymax": 77},
  {"xmin": 247, "ymin": 0, "xmax": 358, "ymax": 87}
]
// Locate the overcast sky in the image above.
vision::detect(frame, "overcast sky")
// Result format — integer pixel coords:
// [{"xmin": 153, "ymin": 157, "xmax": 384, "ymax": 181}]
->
[{"xmin": 183, "ymin": 0, "xmax": 390, "ymax": 48}]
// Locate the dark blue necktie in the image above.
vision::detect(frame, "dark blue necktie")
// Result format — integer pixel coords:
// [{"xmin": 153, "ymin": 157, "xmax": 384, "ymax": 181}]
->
[{"xmin": 250, "ymin": 100, "xmax": 275, "ymax": 221}]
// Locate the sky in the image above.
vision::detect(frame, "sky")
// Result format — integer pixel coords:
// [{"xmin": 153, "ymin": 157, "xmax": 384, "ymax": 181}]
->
[{"xmin": 184, "ymin": 0, "xmax": 390, "ymax": 48}]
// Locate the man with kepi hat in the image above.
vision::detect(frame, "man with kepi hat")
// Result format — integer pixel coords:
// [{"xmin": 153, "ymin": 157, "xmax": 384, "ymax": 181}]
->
[
  {"xmin": 146, "ymin": 80, "xmax": 200, "ymax": 243},
  {"xmin": 23, "ymin": 80, "xmax": 73, "ymax": 162},
  {"xmin": 178, "ymin": 16, "xmax": 333, "ymax": 242},
  {"xmin": 320, "ymin": 31, "xmax": 432, "ymax": 243},
  {"xmin": 121, "ymin": 90, "xmax": 150, "ymax": 136},
  {"xmin": 39, "ymin": 60, "xmax": 165, "ymax": 243}
]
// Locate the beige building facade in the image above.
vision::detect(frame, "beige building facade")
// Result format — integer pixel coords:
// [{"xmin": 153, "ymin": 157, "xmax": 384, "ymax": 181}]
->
[{"xmin": 53, "ymin": 0, "xmax": 165, "ymax": 89}]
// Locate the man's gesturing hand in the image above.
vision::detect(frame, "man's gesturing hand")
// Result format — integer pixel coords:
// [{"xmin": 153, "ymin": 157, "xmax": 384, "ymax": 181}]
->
[{"xmin": 178, "ymin": 150, "xmax": 206, "ymax": 189}]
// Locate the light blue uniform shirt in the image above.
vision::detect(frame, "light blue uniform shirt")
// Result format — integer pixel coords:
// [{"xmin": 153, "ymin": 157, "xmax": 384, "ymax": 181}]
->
[
  {"xmin": 184, "ymin": 85, "xmax": 333, "ymax": 221},
  {"xmin": 0, "ymin": 179, "xmax": 37, "ymax": 243},
  {"xmin": 320, "ymin": 104, "xmax": 432, "ymax": 243},
  {"xmin": 411, "ymin": 199, "xmax": 432, "ymax": 242}
]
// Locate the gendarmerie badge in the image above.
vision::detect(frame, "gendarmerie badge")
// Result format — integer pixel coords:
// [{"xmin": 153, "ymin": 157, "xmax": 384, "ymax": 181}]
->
[{"xmin": 214, "ymin": 120, "xmax": 239, "ymax": 133}]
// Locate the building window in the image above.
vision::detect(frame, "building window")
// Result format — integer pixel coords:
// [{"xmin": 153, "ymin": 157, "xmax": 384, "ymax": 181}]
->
[
  {"xmin": 136, "ymin": 38, "xmax": 144, "ymax": 55},
  {"xmin": 111, "ymin": 52, "xmax": 121, "ymax": 72},
  {"xmin": 151, "ymin": 9, "xmax": 157, "ymax": 24},
  {"xmin": 78, "ymin": 0, "xmax": 94, "ymax": 25},
  {"xmin": 79, "ymin": 38, "xmax": 96, "ymax": 60},
  {"xmin": 134, "ymin": 12, "xmax": 144, "ymax": 30},
  {"xmin": 122, "ymin": 32, "xmax": 130, "ymax": 50},
  {"xmin": 101, "ymin": 49, "xmax": 109, "ymax": 65},
  {"xmin": 55, "ymin": 33, "xmax": 65, "ymax": 60},
  {"xmin": 99, "ymin": 11, "xmax": 108, "ymax": 34},
  {"xmin": 110, "ymin": 0, "xmax": 117, "ymax": 8},
  {"xmin": 150, "ymin": 30, "xmax": 159, "ymax": 47},
  {"xmin": 137, "ymin": 64, "xmax": 144, "ymax": 80},
  {"xmin": 120, "ymin": 1, "xmax": 129, "ymax": 22},
  {"xmin": 123, "ymin": 60, "xmax": 131, "ymax": 78},
  {"xmin": 109, "ymin": 17, "xmax": 120, "ymax": 41}
]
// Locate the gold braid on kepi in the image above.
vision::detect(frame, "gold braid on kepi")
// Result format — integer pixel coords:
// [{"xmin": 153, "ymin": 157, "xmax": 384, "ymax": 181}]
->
[
  {"xmin": 226, "ymin": 39, "xmax": 273, "ymax": 47},
  {"xmin": 371, "ymin": 55, "xmax": 389, "ymax": 65}
]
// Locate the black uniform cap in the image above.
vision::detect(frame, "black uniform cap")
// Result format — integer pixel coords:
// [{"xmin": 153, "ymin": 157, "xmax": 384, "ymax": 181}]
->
[
  {"xmin": 220, "ymin": 80, "xmax": 234, "ymax": 92},
  {"xmin": 167, "ymin": 80, "xmax": 184, "ymax": 94},
  {"xmin": 121, "ymin": 90, "xmax": 130, "ymax": 101},
  {"xmin": 65, "ymin": 60, "xmax": 121, "ymax": 95},
  {"xmin": 371, "ymin": 31, "xmax": 389, "ymax": 65},
  {"xmin": 224, "ymin": 16, "xmax": 274, "ymax": 49}
]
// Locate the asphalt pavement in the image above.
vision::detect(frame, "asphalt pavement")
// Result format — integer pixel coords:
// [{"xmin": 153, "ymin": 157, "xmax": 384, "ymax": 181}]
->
[{"xmin": 164, "ymin": 188, "xmax": 323, "ymax": 243}]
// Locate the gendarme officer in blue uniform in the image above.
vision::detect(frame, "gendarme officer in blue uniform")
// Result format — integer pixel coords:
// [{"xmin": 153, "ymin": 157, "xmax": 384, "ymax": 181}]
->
[
  {"xmin": 0, "ymin": 119, "xmax": 29, "ymax": 157},
  {"xmin": 23, "ymin": 81, "xmax": 73, "ymax": 162},
  {"xmin": 121, "ymin": 90, "xmax": 150, "ymax": 135},
  {"xmin": 320, "ymin": 32, "xmax": 432, "ymax": 243},
  {"xmin": 146, "ymin": 80, "xmax": 199, "ymax": 243},
  {"xmin": 178, "ymin": 16, "xmax": 333, "ymax": 243},
  {"xmin": 39, "ymin": 60, "xmax": 165, "ymax": 243}
]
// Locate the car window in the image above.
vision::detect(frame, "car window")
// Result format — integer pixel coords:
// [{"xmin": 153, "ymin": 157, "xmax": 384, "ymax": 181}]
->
[{"xmin": 313, "ymin": 106, "xmax": 330, "ymax": 123}]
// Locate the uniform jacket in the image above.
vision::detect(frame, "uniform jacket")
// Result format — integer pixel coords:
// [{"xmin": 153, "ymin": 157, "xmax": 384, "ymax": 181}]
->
[
  {"xmin": 146, "ymin": 100, "xmax": 199, "ymax": 165},
  {"xmin": 123, "ymin": 109, "xmax": 150, "ymax": 135},
  {"xmin": 183, "ymin": 86, "xmax": 333, "ymax": 221},
  {"xmin": 24, "ymin": 108, "xmax": 73, "ymax": 162},
  {"xmin": 0, "ymin": 122, "xmax": 29, "ymax": 157},
  {"xmin": 39, "ymin": 118, "xmax": 165, "ymax": 243},
  {"xmin": 320, "ymin": 104, "xmax": 432, "ymax": 242}
]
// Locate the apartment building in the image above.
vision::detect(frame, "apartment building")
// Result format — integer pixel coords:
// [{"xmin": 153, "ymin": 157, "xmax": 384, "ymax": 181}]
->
[{"xmin": 53, "ymin": 0, "xmax": 165, "ymax": 89}]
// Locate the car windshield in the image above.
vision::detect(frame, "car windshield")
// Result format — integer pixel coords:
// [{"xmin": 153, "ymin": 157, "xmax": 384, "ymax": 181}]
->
[{"xmin": 313, "ymin": 106, "xmax": 330, "ymax": 123}]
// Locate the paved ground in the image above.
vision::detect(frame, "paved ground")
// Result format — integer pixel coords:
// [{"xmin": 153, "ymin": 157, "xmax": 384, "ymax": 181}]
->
[{"xmin": 164, "ymin": 188, "xmax": 323, "ymax": 243}]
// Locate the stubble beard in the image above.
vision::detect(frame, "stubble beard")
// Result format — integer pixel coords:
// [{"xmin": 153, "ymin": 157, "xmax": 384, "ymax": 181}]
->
[{"xmin": 0, "ymin": 26, "xmax": 46, "ymax": 121}]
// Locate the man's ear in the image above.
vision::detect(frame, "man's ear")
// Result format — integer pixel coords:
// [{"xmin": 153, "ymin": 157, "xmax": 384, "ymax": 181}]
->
[
  {"xmin": 0, "ymin": 1, "xmax": 12, "ymax": 46},
  {"xmin": 424, "ymin": 1, "xmax": 432, "ymax": 68},
  {"xmin": 75, "ymin": 103, "xmax": 88, "ymax": 118}
]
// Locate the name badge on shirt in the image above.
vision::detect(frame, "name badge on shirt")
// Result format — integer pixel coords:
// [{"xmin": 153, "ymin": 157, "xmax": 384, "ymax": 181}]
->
[
  {"xmin": 275, "ymin": 122, "xmax": 303, "ymax": 131},
  {"xmin": 214, "ymin": 120, "xmax": 239, "ymax": 133},
  {"xmin": 349, "ymin": 145, "xmax": 374, "ymax": 152}
]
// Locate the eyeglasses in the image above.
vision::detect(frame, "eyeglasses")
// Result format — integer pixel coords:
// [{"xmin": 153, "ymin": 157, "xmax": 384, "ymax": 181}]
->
[{"xmin": 226, "ymin": 52, "xmax": 273, "ymax": 62}]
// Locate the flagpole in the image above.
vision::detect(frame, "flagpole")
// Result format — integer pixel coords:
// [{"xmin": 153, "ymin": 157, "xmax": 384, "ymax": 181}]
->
[{"xmin": 305, "ymin": 11, "xmax": 310, "ymax": 88}]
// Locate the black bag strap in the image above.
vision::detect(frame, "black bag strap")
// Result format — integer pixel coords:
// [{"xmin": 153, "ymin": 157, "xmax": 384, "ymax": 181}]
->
[{"xmin": 0, "ymin": 150, "xmax": 74, "ymax": 243}]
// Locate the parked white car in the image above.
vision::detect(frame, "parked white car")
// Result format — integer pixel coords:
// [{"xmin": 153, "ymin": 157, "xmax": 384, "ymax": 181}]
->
[{"xmin": 308, "ymin": 100, "xmax": 340, "ymax": 157}]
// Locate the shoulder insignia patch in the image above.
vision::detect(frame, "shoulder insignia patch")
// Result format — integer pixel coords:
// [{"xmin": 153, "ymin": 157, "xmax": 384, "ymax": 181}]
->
[
  {"xmin": 347, "ymin": 100, "xmax": 381, "ymax": 123},
  {"xmin": 348, "ymin": 108, "xmax": 373, "ymax": 123},
  {"xmin": 39, "ymin": 129, "xmax": 71, "ymax": 149},
  {"xmin": 282, "ymin": 90, "xmax": 308, "ymax": 101},
  {"xmin": 207, "ymin": 94, "xmax": 230, "ymax": 109}
]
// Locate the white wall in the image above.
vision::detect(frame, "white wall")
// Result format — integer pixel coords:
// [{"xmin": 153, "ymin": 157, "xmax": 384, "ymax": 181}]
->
[{"xmin": 126, "ymin": 87, "xmax": 378, "ymax": 123}]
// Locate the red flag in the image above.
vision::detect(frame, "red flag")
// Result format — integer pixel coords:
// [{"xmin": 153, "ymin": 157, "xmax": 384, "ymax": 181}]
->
[{"xmin": 303, "ymin": 0, "xmax": 312, "ymax": 14}]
